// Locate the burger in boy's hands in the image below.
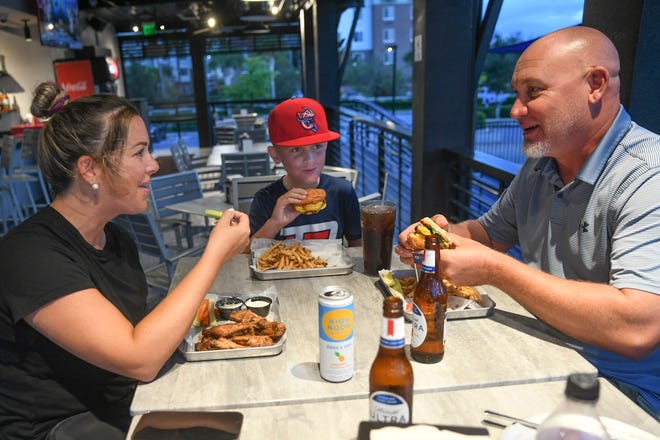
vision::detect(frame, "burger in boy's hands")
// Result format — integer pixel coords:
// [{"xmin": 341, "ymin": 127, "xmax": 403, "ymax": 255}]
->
[
  {"xmin": 407, "ymin": 217, "xmax": 453, "ymax": 250},
  {"xmin": 293, "ymin": 188, "xmax": 327, "ymax": 215}
]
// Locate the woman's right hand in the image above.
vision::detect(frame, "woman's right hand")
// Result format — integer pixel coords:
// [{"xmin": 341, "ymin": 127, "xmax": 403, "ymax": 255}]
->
[{"xmin": 207, "ymin": 209, "xmax": 250, "ymax": 259}]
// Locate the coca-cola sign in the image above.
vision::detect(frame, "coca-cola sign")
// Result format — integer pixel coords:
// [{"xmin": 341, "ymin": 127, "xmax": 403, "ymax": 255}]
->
[{"xmin": 53, "ymin": 60, "xmax": 95, "ymax": 100}]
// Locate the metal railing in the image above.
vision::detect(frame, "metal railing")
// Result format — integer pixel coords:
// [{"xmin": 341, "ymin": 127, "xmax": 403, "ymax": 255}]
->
[
  {"xmin": 474, "ymin": 118, "xmax": 526, "ymax": 164},
  {"xmin": 332, "ymin": 107, "xmax": 413, "ymax": 233},
  {"xmin": 335, "ymin": 106, "xmax": 523, "ymax": 260}
]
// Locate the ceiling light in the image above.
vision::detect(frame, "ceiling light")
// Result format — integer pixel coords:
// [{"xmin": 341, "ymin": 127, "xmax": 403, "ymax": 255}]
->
[
  {"xmin": 207, "ymin": 16, "xmax": 217, "ymax": 28},
  {"xmin": 23, "ymin": 19, "xmax": 32, "ymax": 42},
  {"xmin": 271, "ymin": 0, "xmax": 285, "ymax": 15}
]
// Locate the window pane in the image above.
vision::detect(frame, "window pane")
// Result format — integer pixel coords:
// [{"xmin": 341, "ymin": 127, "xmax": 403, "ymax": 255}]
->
[{"xmin": 122, "ymin": 47, "xmax": 198, "ymax": 152}]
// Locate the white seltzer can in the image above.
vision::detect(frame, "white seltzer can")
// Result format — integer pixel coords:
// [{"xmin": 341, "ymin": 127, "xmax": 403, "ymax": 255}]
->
[{"xmin": 318, "ymin": 286, "xmax": 354, "ymax": 382}]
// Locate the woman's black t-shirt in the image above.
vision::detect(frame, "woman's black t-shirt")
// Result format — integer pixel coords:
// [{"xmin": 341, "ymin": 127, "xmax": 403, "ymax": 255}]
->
[{"xmin": 0, "ymin": 207, "xmax": 148, "ymax": 439}]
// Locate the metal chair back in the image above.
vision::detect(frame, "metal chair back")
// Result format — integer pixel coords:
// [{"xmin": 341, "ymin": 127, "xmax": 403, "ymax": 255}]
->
[
  {"xmin": 149, "ymin": 170, "xmax": 205, "ymax": 248},
  {"xmin": 150, "ymin": 170, "xmax": 204, "ymax": 219},
  {"xmin": 220, "ymin": 151, "xmax": 271, "ymax": 188},
  {"xmin": 228, "ymin": 174, "xmax": 282, "ymax": 213},
  {"xmin": 114, "ymin": 212, "xmax": 205, "ymax": 290},
  {"xmin": 19, "ymin": 129, "xmax": 51, "ymax": 205},
  {"xmin": 322, "ymin": 165, "xmax": 359, "ymax": 188},
  {"xmin": 1, "ymin": 135, "xmax": 38, "ymax": 220},
  {"xmin": 170, "ymin": 142, "xmax": 190, "ymax": 172}
]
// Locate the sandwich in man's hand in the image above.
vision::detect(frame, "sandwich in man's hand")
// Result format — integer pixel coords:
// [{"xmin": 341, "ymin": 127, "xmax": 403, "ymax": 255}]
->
[{"xmin": 407, "ymin": 217, "xmax": 453, "ymax": 250}]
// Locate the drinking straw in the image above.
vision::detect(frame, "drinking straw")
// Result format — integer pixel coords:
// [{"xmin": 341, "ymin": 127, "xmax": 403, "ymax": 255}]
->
[
  {"xmin": 413, "ymin": 251, "xmax": 422, "ymax": 282},
  {"xmin": 381, "ymin": 172, "xmax": 389, "ymax": 204}
]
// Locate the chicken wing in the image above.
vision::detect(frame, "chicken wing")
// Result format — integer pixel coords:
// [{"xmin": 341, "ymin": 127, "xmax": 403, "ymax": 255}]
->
[
  {"xmin": 229, "ymin": 309, "xmax": 266, "ymax": 325},
  {"xmin": 231, "ymin": 335, "xmax": 274, "ymax": 347},
  {"xmin": 196, "ymin": 337, "xmax": 245, "ymax": 351},
  {"xmin": 202, "ymin": 322, "xmax": 253, "ymax": 339},
  {"xmin": 256, "ymin": 321, "xmax": 287, "ymax": 339}
]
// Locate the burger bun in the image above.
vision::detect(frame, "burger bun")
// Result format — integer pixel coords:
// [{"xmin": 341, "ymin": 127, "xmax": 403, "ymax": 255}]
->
[{"xmin": 293, "ymin": 188, "xmax": 327, "ymax": 215}]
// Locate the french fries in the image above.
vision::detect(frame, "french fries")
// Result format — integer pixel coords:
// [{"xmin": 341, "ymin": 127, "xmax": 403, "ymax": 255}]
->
[{"xmin": 256, "ymin": 241, "xmax": 328, "ymax": 271}]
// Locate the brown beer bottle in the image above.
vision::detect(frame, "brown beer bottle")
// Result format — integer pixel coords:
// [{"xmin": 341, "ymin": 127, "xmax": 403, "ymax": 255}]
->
[
  {"xmin": 410, "ymin": 235, "xmax": 447, "ymax": 363},
  {"xmin": 369, "ymin": 297, "xmax": 414, "ymax": 423}
]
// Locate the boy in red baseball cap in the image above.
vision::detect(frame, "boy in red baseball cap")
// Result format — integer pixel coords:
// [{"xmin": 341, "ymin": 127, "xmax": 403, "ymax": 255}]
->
[{"xmin": 249, "ymin": 97, "xmax": 362, "ymax": 246}]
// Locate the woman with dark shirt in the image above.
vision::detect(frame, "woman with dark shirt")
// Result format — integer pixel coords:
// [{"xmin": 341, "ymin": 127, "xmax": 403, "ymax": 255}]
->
[{"xmin": 0, "ymin": 82, "xmax": 250, "ymax": 439}]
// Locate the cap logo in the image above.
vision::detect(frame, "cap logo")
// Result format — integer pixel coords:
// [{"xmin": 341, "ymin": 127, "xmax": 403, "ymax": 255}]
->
[{"xmin": 296, "ymin": 106, "xmax": 318, "ymax": 133}]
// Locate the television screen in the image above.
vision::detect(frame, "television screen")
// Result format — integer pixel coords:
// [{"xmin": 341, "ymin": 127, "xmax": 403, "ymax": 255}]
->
[{"xmin": 36, "ymin": 0, "xmax": 83, "ymax": 50}]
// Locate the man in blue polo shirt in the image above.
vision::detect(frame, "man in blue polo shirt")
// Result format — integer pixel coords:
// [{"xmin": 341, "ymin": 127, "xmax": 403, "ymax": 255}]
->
[{"xmin": 397, "ymin": 26, "xmax": 660, "ymax": 419}]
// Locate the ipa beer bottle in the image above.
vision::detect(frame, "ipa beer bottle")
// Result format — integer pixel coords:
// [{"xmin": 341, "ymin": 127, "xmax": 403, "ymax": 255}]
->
[
  {"xmin": 369, "ymin": 297, "xmax": 414, "ymax": 423},
  {"xmin": 410, "ymin": 235, "xmax": 447, "ymax": 363}
]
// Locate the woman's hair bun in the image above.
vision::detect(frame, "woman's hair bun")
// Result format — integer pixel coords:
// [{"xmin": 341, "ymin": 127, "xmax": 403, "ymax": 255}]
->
[{"xmin": 30, "ymin": 82, "xmax": 68, "ymax": 119}]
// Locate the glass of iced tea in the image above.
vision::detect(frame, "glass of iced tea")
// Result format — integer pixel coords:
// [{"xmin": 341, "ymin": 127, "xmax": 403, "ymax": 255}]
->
[{"xmin": 360, "ymin": 200, "xmax": 397, "ymax": 275}]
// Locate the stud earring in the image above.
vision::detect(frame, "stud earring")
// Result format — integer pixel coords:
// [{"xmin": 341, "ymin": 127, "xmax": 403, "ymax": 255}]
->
[{"xmin": 91, "ymin": 182, "xmax": 100, "ymax": 190}]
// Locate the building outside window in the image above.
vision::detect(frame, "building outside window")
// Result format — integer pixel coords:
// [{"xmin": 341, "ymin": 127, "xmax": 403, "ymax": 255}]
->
[
  {"xmin": 382, "ymin": 5, "xmax": 394, "ymax": 21},
  {"xmin": 383, "ymin": 48, "xmax": 395, "ymax": 65},
  {"xmin": 383, "ymin": 28, "xmax": 395, "ymax": 44}
]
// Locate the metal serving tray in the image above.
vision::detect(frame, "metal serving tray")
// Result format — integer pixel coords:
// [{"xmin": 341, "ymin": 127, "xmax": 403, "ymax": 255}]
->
[
  {"xmin": 377, "ymin": 269, "xmax": 496, "ymax": 320},
  {"xmin": 250, "ymin": 238, "xmax": 354, "ymax": 280},
  {"xmin": 178, "ymin": 290, "xmax": 286, "ymax": 361}
]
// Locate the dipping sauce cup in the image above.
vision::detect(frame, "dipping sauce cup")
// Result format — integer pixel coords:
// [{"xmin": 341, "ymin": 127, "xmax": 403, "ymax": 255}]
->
[
  {"xmin": 360, "ymin": 200, "xmax": 397, "ymax": 275},
  {"xmin": 244, "ymin": 296, "xmax": 273, "ymax": 317},
  {"xmin": 215, "ymin": 297, "xmax": 244, "ymax": 320}
]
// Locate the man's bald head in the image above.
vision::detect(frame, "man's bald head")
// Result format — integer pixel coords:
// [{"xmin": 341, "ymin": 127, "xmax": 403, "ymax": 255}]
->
[
  {"xmin": 510, "ymin": 26, "xmax": 623, "ymax": 162},
  {"xmin": 525, "ymin": 26, "xmax": 620, "ymax": 95}
]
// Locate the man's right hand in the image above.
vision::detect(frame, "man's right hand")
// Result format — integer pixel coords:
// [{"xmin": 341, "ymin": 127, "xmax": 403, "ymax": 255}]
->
[{"xmin": 394, "ymin": 214, "xmax": 451, "ymax": 266}]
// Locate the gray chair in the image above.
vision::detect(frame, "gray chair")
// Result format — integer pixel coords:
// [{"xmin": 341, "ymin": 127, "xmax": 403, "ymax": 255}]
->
[
  {"xmin": 114, "ymin": 212, "xmax": 205, "ymax": 291},
  {"xmin": 170, "ymin": 141, "xmax": 221, "ymax": 193},
  {"xmin": 0, "ymin": 168, "xmax": 20, "ymax": 235},
  {"xmin": 228, "ymin": 174, "xmax": 283, "ymax": 213},
  {"xmin": 19, "ymin": 129, "xmax": 51, "ymax": 206},
  {"xmin": 0, "ymin": 135, "xmax": 39, "ymax": 221},
  {"xmin": 149, "ymin": 170, "xmax": 207, "ymax": 248},
  {"xmin": 219, "ymin": 151, "xmax": 272, "ymax": 189},
  {"xmin": 322, "ymin": 165, "xmax": 359, "ymax": 188}
]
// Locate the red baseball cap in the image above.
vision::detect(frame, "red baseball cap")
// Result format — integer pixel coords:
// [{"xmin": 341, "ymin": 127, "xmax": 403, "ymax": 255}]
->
[{"xmin": 267, "ymin": 97, "xmax": 340, "ymax": 147}]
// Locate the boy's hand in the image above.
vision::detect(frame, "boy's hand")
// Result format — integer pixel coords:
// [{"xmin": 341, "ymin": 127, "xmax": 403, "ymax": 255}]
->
[{"xmin": 270, "ymin": 188, "xmax": 308, "ymax": 227}]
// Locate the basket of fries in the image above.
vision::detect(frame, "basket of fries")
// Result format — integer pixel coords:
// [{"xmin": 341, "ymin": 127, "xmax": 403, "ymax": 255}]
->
[{"xmin": 250, "ymin": 239, "xmax": 354, "ymax": 280}]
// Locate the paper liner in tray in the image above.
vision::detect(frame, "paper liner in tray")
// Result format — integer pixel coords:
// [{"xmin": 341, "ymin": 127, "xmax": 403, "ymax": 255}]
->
[
  {"xmin": 250, "ymin": 238, "xmax": 353, "ymax": 280},
  {"xmin": 377, "ymin": 269, "xmax": 496, "ymax": 320},
  {"xmin": 178, "ymin": 287, "xmax": 286, "ymax": 361}
]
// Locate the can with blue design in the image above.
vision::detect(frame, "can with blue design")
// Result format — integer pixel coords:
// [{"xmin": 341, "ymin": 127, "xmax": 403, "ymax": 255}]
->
[{"xmin": 318, "ymin": 286, "xmax": 354, "ymax": 382}]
